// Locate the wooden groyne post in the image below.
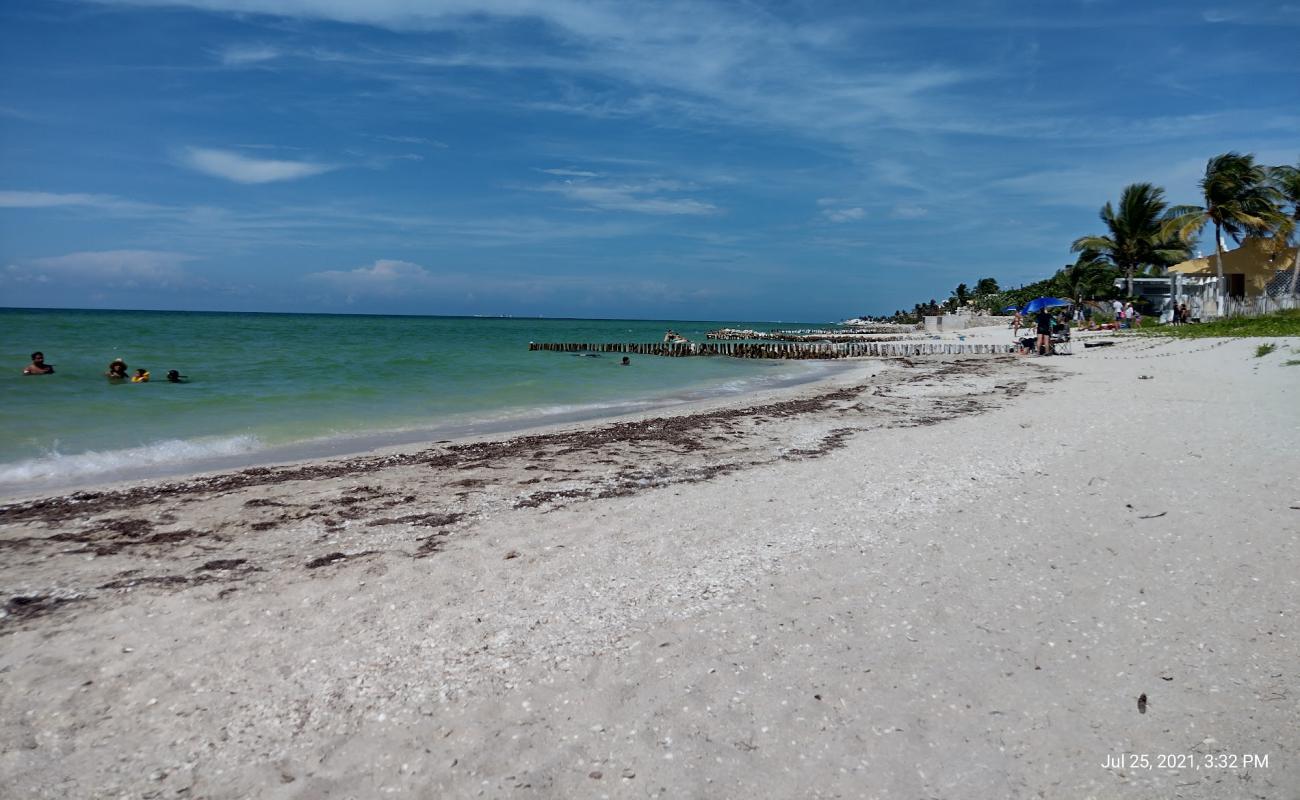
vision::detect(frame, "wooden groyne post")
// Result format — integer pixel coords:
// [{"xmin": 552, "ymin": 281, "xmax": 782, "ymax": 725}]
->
[{"xmin": 527, "ymin": 342, "xmax": 1016, "ymax": 359}]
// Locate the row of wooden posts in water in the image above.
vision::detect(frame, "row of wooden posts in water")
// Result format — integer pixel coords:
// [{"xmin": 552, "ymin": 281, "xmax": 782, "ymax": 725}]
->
[
  {"xmin": 705, "ymin": 327, "xmax": 913, "ymax": 341},
  {"xmin": 528, "ymin": 341, "xmax": 1016, "ymax": 359}
]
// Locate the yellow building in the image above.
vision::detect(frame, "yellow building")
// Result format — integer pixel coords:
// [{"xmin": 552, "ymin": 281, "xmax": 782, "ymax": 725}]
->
[{"xmin": 1168, "ymin": 237, "xmax": 1298, "ymax": 299}]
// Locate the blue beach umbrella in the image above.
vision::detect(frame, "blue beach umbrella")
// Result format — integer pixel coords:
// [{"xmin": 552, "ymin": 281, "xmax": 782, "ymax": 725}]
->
[
  {"xmin": 1023, "ymin": 296, "xmax": 1071, "ymax": 313},
  {"xmin": 1002, "ymin": 304, "xmax": 1021, "ymax": 312}
]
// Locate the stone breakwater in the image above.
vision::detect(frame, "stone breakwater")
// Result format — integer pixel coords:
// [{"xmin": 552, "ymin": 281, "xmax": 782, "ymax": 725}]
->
[{"xmin": 528, "ymin": 341, "xmax": 1015, "ymax": 358}]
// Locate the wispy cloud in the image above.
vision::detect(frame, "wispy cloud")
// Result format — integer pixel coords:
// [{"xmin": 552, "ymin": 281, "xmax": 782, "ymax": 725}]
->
[
  {"xmin": 889, "ymin": 204, "xmax": 929, "ymax": 220},
  {"xmin": 96, "ymin": 1, "xmax": 980, "ymax": 151},
  {"xmin": 538, "ymin": 176, "xmax": 718, "ymax": 216},
  {"xmin": 823, "ymin": 206, "xmax": 865, "ymax": 223},
  {"xmin": 304, "ymin": 257, "xmax": 725, "ymax": 310},
  {"xmin": 539, "ymin": 168, "xmax": 601, "ymax": 178},
  {"xmin": 216, "ymin": 44, "xmax": 281, "ymax": 66},
  {"xmin": 0, "ymin": 190, "xmax": 161, "ymax": 213},
  {"xmin": 374, "ymin": 134, "xmax": 448, "ymax": 148},
  {"xmin": 179, "ymin": 147, "xmax": 337, "ymax": 184},
  {"xmin": 4, "ymin": 250, "xmax": 196, "ymax": 286},
  {"xmin": 0, "ymin": 190, "xmax": 116, "ymax": 208}
]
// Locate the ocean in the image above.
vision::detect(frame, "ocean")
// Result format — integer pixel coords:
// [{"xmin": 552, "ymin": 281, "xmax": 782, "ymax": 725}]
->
[{"xmin": 1, "ymin": 309, "xmax": 844, "ymax": 495}]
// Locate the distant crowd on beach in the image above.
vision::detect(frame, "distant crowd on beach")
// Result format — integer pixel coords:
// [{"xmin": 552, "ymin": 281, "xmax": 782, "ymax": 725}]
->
[{"xmin": 21, "ymin": 351, "xmax": 187, "ymax": 383}]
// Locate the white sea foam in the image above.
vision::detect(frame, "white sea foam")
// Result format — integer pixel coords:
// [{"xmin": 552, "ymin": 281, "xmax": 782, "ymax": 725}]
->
[{"xmin": 0, "ymin": 435, "xmax": 263, "ymax": 485}]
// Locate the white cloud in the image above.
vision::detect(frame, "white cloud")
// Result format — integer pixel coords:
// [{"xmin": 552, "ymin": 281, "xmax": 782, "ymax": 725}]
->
[
  {"xmin": 217, "ymin": 44, "xmax": 281, "ymax": 65},
  {"xmin": 0, "ymin": 190, "xmax": 108, "ymax": 208},
  {"xmin": 5, "ymin": 250, "xmax": 196, "ymax": 286},
  {"xmin": 539, "ymin": 168, "xmax": 601, "ymax": 178},
  {"xmin": 889, "ymin": 204, "xmax": 929, "ymax": 220},
  {"xmin": 539, "ymin": 177, "xmax": 718, "ymax": 216},
  {"xmin": 92, "ymin": 1, "xmax": 978, "ymax": 152},
  {"xmin": 306, "ymin": 259, "xmax": 436, "ymax": 296},
  {"xmin": 375, "ymin": 134, "xmax": 448, "ymax": 148},
  {"xmin": 180, "ymin": 147, "xmax": 337, "ymax": 184},
  {"xmin": 303, "ymin": 257, "xmax": 724, "ymax": 309},
  {"xmin": 0, "ymin": 190, "xmax": 166, "ymax": 216},
  {"xmin": 823, "ymin": 207, "xmax": 865, "ymax": 223}
]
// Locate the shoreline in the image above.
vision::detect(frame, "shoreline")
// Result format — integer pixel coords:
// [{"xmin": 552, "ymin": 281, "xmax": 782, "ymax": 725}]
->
[
  {"xmin": 0, "ymin": 356, "xmax": 854, "ymax": 502},
  {"xmin": 2, "ymin": 337, "xmax": 1296, "ymax": 798},
  {"xmin": 0, "ymin": 356, "xmax": 910, "ymax": 516}
]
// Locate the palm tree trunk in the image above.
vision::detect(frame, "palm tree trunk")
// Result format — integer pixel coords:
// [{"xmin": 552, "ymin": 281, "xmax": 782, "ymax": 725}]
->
[
  {"xmin": 1126, "ymin": 266, "xmax": 1134, "ymax": 297},
  {"xmin": 1289, "ymin": 245, "xmax": 1299, "ymax": 297},
  {"xmin": 1214, "ymin": 223, "xmax": 1226, "ymax": 316}
]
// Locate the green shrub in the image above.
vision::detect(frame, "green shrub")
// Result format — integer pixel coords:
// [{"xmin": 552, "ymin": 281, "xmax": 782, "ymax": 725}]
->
[{"xmin": 1143, "ymin": 309, "xmax": 1300, "ymax": 339}]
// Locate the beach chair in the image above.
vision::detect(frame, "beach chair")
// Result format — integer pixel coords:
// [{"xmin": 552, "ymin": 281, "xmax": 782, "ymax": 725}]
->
[{"xmin": 1051, "ymin": 328, "xmax": 1072, "ymax": 355}]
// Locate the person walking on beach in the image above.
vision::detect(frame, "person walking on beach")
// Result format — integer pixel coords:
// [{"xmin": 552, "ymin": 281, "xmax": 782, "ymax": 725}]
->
[
  {"xmin": 1111, "ymin": 298, "xmax": 1123, "ymax": 327},
  {"xmin": 1012, "ymin": 310, "xmax": 1023, "ymax": 337},
  {"xmin": 22, "ymin": 351, "xmax": 55, "ymax": 374}
]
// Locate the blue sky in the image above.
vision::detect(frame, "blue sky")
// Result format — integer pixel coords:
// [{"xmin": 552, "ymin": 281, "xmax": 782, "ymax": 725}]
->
[{"xmin": 1, "ymin": 1, "xmax": 1297, "ymax": 320}]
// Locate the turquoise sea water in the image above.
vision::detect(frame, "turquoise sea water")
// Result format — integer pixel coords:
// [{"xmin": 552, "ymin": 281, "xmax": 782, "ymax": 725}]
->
[{"xmin": 1, "ymin": 309, "xmax": 842, "ymax": 495}]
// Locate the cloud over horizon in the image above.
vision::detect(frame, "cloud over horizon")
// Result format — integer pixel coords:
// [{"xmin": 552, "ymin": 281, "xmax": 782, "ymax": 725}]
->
[{"xmin": 5, "ymin": 250, "xmax": 197, "ymax": 287}]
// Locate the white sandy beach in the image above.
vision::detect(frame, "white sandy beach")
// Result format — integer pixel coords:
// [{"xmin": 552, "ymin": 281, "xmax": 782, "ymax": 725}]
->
[{"xmin": 2, "ymin": 336, "xmax": 1297, "ymax": 799}]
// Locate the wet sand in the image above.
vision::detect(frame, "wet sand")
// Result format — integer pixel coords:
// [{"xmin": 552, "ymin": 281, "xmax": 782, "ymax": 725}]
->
[{"xmin": 1, "ymin": 338, "xmax": 1296, "ymax": 798}]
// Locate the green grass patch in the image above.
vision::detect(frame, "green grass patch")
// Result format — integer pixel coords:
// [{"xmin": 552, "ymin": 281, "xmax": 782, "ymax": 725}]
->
[
  {"xmin": 1143, "ymin": 309, "xmax": 1300, "ymax": 339},
  {"xmin": 1255, "ymin": 343, "xmax": 1278, "ymax": 357},
  {"xmin": 1285, "ymin": 359, "xmax": 1300, "ymax": 367}
]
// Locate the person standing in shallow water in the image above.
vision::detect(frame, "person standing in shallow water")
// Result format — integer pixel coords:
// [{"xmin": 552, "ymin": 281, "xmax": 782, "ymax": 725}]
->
[
  {"xmin": 106, "ymin": 359, "xmax": 128, "ymax": 380},
  {"xmin": 23, "ymin": 352, "xmax": 54, "ymax": 374}
]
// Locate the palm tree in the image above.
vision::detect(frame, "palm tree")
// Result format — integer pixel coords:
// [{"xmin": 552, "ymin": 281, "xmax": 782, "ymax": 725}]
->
[
  {"xmin": 1072, "ymin": 183, "xmax": 1189, "ymax": 296},
  {"xmin": 1270, "ymin": 161, "xmax": 1300, "ymax": 296},
  {"xmin": 1054, "ymin": 252, "xmax": 1118, "ymax": 308},
  {"xmin": 1165, "ymin": 153, "xmax": 1284, "ymax": 311}
]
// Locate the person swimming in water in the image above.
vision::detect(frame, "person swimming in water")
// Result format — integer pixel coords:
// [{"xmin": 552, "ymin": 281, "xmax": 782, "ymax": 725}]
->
[
  {"xmin": 131, "ymin": 368, "xmax": 150, "ymax": 383},
  {"xmin": 23, "ymin": 351, "xmax": 55, "ymax": 375},
  {"xmin": 106, "ymin": 358, "xmax": 128, "ymax": 380},
  {"xmin": 165, "ymin": 369, "xmax": 187, "ymax": 383}
]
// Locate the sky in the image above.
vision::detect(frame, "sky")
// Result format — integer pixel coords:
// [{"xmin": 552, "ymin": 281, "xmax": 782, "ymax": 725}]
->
[{"xmin": 1, "ymin": 1, "xmax": 1297, "ymax": 321}]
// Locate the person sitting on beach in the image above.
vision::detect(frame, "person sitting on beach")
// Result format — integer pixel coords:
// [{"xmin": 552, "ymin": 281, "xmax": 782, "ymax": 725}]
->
[
  {"xmin": 106, "ymin": 358, "xmax": 129, "ymax": 380},
  {"xmin": 22, "ymin": 351, "xmax": 54, "ymax": 375},
  {"xmin": 131, "ymin": 368, "xmax": 151, "ymax": 383},
  {"xmin": 165, "ymin": 369, "xmax": 187, "ymax": 383}
]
